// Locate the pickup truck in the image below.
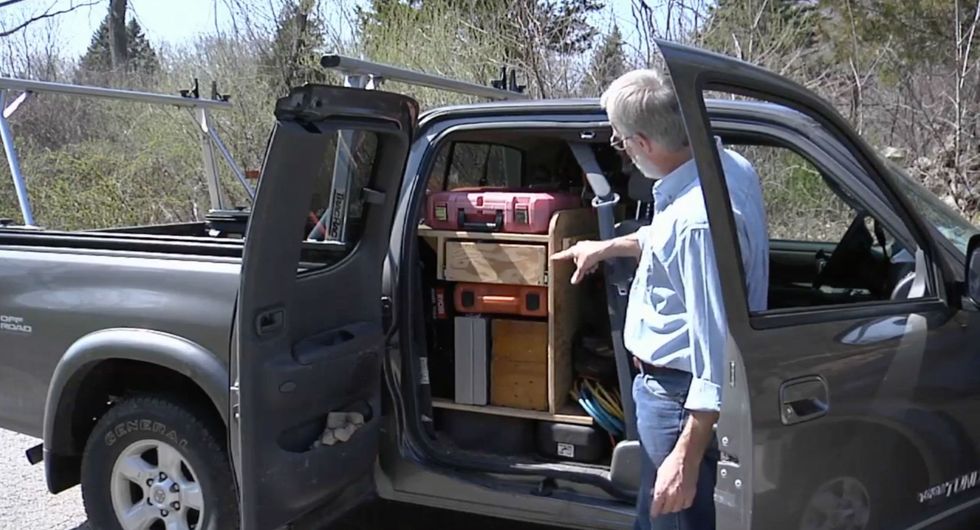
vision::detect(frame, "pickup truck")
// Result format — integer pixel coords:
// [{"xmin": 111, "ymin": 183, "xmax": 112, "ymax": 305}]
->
[{"xmin": 3, "ymin": 39, "xmax": 980, "ymax": 530}]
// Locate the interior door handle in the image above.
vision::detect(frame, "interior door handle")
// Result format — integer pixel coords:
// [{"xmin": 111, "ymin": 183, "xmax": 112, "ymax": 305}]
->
[
  {"xmin": 780, "ymin": 376, "xmax": 829, "ymax": 425},
  {"xmin": 292, "ymin": 321, "xmax": 383, "ymax": 365}
]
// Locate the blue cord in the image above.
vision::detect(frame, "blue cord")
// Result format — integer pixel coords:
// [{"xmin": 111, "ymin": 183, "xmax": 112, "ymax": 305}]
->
[{"xmin": 577, "ymin": 386, "xmax": 624, "ymax": 437}]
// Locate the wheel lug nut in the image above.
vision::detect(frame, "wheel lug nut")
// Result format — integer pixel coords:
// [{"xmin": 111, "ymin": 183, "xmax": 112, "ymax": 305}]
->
[
  {"xmin": 160, "ymin": 509, "xmax": 169, "ymax": 517},
  {"xmin": 159, "ymin": 472, "xmax": 168, "ymax": 481},
  {"xmin": 146, "ymin": 478, "xmax": 154, "ymax": 486},
  {"xmin": 172, "ymin": 501, "xmax": 181, "ymax": 510},
  {"xmin": 170, "ymin": 483, "xmax": 179, "ymax": 493}
]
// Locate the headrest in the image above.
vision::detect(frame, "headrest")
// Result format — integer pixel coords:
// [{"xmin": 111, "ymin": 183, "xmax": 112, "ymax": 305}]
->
[{"xmin": 627, "ymin": 170, "xmax": 654, "ymax": 203}]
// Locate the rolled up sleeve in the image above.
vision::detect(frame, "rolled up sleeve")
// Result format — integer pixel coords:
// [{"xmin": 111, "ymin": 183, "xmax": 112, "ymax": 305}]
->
[{"xmin": 676, "ymin": 225, "xmax": 727, "ymax": 412}]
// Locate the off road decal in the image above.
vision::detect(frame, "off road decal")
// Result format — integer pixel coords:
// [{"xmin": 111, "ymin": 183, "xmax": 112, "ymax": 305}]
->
[
  {"xmin": 0, "ymin": 314, "xmax": 32, "ymax": 334},
  {"xmin": 918, "ymin": 470, "xmax": 980, "ymax": 503},
  {"xmin": 105, "ymin": 420, "xmax": 189, "ymax": 449}
]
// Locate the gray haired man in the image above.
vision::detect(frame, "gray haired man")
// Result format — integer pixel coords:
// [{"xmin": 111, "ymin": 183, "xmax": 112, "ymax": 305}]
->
[{"xmin": 552, "ymin": 69, "xmax": 769, "ymax": 529}]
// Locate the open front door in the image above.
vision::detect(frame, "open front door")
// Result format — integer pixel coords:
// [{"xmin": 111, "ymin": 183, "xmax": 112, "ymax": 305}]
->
[
  {"xmin": 231, "ymin": 86, "xmax": 417, "ymax": 530},
  {"xmin": 660, "ymin": 39, "xmax": 967, "ymax": 530}
]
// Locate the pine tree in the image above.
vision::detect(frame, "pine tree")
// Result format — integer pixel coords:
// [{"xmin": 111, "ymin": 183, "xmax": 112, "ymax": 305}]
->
[
  {"xmin": 582, "ymin": 25, "xmax": 626, "ymax": 96},
  {"xmin": 261, "ymin": 0, "xmax": 327, "ymax": 92},
  {"xmin": 79, "ymin": 16, "xmax": 159, "ymax": 75}
]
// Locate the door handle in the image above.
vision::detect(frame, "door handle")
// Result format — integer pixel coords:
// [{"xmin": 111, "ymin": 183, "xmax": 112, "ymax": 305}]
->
[
  {"xmin": 779, "ymin": 376, "xmax": 829, "ymax": 425},
  {"xmin": 255, "ymin": 308, "xmax": 285, "ymax": 337}
]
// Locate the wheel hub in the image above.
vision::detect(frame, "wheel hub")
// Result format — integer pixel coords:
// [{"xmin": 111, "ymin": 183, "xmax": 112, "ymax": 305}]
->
[{"xmin": 110, "ymin": 439, "xmax": 204, "ymax": 530}]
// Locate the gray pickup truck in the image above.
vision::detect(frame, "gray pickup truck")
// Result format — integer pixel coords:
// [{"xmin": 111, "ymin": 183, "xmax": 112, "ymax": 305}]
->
[{"xmin": 4, "ymin": 39, "xmax": 980, "ymax": 530}]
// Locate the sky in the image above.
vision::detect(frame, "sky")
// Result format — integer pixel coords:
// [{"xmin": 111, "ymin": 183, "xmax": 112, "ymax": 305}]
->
[{"xmin": 3, "ymin": 0, "xmax": 654, "ymax": 60}]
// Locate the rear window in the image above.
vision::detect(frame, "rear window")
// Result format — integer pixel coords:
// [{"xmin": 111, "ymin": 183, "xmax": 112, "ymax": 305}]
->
[{"xmin": 429, "ymin": 142, "xmax": 524, "ymax": 191}]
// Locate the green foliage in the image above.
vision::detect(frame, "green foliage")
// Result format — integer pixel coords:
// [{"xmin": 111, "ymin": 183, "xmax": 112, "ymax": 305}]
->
[
  {"xmin": 581, "ymin": 25, "xmax": 626, "ymax": 96},
  {"xmin": 79, "ymin": 16, "xmax": 160, "ymax": 76},
  {"xmin": 260, "ymin": 0, "xmax": 328, "ymax": 93}
]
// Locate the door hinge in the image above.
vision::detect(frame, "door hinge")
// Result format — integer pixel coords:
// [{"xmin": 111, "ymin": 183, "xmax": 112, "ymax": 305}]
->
[{"xmin": 381, "ymin": 296, "xmax": 393, "ymax": 331}]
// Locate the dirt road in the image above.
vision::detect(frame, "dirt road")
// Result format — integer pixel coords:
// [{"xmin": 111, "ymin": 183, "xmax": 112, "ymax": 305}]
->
[{"xmin": 0, "ymin": 429, "xmax": 565, "ymax": 530}]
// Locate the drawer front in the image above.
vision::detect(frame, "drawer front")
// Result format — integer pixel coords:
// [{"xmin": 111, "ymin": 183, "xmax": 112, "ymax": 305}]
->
[
  {"xmin": 491, "ymin": 358, "xmax": 548, "ymax": 411},
  {"xmin": 444, "ymin": 241, "xmax": 547, "ymax": 286}
]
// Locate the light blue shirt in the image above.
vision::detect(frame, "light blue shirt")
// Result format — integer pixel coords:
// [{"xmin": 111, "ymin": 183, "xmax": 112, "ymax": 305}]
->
[{"xmin": 624, "ymin": 138, "xmax": 769, "ymax": 412}]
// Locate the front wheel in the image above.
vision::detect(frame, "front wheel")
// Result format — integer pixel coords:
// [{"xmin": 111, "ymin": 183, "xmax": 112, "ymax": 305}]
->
[{"xmin": 80, "ymin": 395, "xmax": 239, "ymax": 530}]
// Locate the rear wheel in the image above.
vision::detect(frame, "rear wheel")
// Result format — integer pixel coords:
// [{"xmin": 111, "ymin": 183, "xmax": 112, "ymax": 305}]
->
[{"xmin": 80, "ymin": 395, "xmax": 238, "ymax": 530}]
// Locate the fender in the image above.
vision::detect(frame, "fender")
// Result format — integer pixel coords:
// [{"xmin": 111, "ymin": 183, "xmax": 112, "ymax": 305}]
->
[{"xmin": 43, "ymin": 328, "xmax": 229, "ymax": 493}]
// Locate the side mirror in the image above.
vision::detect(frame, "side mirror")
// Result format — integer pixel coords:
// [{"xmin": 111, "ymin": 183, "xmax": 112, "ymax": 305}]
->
[{"xmin": 966, "ymin": 234, "xmax": 980, "ymax": 304}]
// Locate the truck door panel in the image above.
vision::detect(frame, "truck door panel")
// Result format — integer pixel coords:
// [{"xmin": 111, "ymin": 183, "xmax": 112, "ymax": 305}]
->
[{"xmin": 231, "ymin": 85, "xmax": 417, "ymax": 530}]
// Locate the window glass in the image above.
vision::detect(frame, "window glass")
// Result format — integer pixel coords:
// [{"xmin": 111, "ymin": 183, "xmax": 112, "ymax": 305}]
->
[
  {"xmin": 736, "ymin": 144, "xmax": 854, "ymax": 243},
  {"xmin": 305, "ymin": 130, "xmax": 378, "ymax": 252},
  {"xmin": 444, "ymin": 142, "xmax": 523, "ymax": 190}
]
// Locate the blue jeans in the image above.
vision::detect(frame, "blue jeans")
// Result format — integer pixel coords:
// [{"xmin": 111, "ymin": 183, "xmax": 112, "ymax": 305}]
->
[{"xmin": 633, "ymin": 371, "xmax": 718, "ymax": 530}]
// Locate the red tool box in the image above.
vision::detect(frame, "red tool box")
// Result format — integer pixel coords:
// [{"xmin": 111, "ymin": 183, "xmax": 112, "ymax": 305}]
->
[
  {"xmin": 453, "ymin": 283, "xmax": 548, "ymax": 317},
  {"xmin": 425, "ymin": 188, "xmax": 580, "ymax": 234}
]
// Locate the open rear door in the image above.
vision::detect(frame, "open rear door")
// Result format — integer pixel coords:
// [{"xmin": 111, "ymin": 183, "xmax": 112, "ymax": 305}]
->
[{"xmin": 230, "ymin": 85, "xmax": 417, "ymax": 530}]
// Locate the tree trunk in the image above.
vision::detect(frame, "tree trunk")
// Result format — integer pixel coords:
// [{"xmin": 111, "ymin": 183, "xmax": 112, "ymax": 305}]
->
[{"xmin": 108, "ymin": 0, "xmax": 128, "ymax": 71}]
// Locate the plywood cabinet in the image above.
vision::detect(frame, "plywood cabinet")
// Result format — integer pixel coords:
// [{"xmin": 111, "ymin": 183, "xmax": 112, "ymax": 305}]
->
[{"xmin": 419, "ymin": 208, "xmax": 599, "ymax": 424}]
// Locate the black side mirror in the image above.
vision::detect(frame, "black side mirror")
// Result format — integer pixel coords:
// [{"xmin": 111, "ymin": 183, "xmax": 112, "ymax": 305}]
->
[{"xmin": 966, "ymin": 234, "xmax": 980, "ymax": 304}]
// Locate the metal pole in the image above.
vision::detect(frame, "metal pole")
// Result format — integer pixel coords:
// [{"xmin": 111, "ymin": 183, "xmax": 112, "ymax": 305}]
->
[
  {"xmin": 0, "ymin": 91, "xmax": 34, "ymax": 226},
  {"xmin": 208, "ymin": 128, "xmax": 254, "ymax": 199},
  {"xmin": 321, "ymin": 54, "xmax": 527, "ymax": 100},
  {"xmin": 0, "ymin": 77, "xmax": 232, "ymax": 110},
  {"xmin": 195, "ymin": 107, "xmax": 227, "ymax": 210},
  {"xmin": 3, "ymin": 91, "xmax": 31, "ymax": 119}
]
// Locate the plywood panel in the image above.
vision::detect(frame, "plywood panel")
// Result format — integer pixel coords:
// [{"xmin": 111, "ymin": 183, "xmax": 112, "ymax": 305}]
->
[
  {"xmin": 492, "ymin": 320, "xmax": 548, "ymax": 363},
  {"xmin": 547, "ymin": 208, "xmax": 599, "ymax": 413},
  {"xmin": 444, "ymin": 241, "xmax": 547, "ymax": 285},
  {"xmin": 431, "ymin": 398, "xmax": 593, "ymax": 425},
  {"xmin": 418, "ymin": 225, "xmax": 550, "ymax": 243},
  {"xmin": 490, "ymin": 358, "xmax": 548, "ymax": 411}
]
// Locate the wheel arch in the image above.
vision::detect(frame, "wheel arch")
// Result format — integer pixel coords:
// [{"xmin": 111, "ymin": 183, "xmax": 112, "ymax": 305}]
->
[{"xmin": 43, "ymin": 328, "xmax": 229, "ymax": 493}]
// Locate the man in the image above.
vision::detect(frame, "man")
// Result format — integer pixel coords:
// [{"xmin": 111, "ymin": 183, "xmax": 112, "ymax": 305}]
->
[{"xmin": 552, "ymin": 68, "xmax": 769, "ymax": 529}]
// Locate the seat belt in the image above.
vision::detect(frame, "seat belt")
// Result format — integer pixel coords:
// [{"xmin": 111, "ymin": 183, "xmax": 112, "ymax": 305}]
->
[{"xmin": 568, "ymin": 142, "xmax": 638, "ymax": 441}]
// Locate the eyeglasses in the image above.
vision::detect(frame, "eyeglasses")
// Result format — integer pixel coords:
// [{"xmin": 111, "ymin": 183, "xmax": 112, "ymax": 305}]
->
[{"xmin": 610, "ymin": 132, "xmax": 634, "ymax": 151}]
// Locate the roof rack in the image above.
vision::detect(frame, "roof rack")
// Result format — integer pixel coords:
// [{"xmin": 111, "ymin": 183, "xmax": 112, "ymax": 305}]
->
[
  {"xmin": 320, "ymin": 54, "xmax": 527, "ymax": 100},
  {"xmin": 307, "ymin": 55, "xmax": 527, "ymax": 247},
  {"xmin": 0, "ymin": 77, "xmax": 251, "ymax": 226}
]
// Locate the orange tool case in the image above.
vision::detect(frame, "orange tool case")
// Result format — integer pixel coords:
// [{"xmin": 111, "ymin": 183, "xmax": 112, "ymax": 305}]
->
[{"xmin": 453, "ymin": 283, "xmax": 548, "ymax": 317}]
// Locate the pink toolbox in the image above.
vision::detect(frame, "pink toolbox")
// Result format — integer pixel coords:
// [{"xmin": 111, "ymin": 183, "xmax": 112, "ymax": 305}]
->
[{"xmin": 425, "ymin": 188, "xmax": 580, "ymax": 234}]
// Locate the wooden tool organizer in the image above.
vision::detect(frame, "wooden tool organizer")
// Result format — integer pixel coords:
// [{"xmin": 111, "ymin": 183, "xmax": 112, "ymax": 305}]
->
[{"xmin": 418, "ymin": 207, "xmax": 598, "ymax": 425}]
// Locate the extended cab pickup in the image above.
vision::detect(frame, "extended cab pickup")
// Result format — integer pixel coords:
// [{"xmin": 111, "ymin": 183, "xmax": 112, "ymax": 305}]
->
[{"xmin": 3, "ymin": 40, "xmax": 980, "ymax": 530}]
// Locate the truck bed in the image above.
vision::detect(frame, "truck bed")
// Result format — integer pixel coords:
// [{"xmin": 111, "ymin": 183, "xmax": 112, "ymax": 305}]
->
[{"xmin": 0, "ymin": 229, "xmax": 242, "ymax": 436}]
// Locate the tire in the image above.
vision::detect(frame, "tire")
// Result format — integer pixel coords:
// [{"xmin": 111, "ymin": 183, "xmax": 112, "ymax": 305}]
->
[
  {"xmin": 80, "ymin": 395, "xmax": 239, "ymax": 530},
  {"xmin": 793, "ymin": 455, "xmax": 905, "ymax": 530}
]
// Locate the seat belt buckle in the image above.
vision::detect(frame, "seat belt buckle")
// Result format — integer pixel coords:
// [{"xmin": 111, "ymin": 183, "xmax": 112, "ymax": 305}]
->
[{"xmin": 591, "ymin": 193, "xmax": 621, "ymax": 209}]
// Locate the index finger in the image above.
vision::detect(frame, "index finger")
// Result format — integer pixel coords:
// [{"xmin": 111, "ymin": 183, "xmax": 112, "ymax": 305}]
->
[
  {"xmin": 650, "ymin": 489, "xmax": 666, "ymax": 518},
  {"xmin": 550, "ymin": 248, "xmax": 575, "ymax": 261}
]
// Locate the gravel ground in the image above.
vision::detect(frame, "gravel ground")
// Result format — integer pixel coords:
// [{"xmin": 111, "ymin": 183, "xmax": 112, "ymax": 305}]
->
[{"xmin": 0, "ymin": 429, "xmax": 564, "ymax": 530}]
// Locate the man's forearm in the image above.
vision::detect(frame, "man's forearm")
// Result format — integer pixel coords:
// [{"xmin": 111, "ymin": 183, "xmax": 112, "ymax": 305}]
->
[
  {"xmin": 674, "ymin": 410, "xmax": 719, "ymax": 464},
  {"xmin": 601, "ymin": 232, "xmax": 643, "ymax": 260}
]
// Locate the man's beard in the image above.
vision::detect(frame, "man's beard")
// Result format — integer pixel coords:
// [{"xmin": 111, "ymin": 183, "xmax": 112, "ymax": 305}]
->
[{"xmin": 630, "ymin": 153, "xmax": 665, "ymax": 180}]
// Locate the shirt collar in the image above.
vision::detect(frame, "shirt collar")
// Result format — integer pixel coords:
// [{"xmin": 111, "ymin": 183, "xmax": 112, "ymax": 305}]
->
[
  {"xmin": 652, "ymin": 156, "xmax": 698, "ymax": 209},
  {"xmin": 650, "ymin": 136, "xmax": 724, "ymax": 209}
]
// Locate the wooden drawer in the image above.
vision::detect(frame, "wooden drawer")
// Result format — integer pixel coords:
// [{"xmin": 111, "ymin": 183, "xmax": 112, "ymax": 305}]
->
[
  {"xmin": 444, "ymin": 241, "xmax": 547, "ymax": 286},
  {"xmin": 491, "ymin": 358, "xmax": 548, "ymax": 411},
  {"xmin": 492, "ymin": 320, "xmax": 548, "ymax": 363}
]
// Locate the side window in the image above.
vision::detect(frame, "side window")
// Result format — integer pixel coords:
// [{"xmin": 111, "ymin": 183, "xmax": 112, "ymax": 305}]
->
[
  {"xmin": 716, "ymin": 131, "xmax": 926, "ymax": 313},
  {"xmin": 736, "ymin": 144, "xmax": 854, "ymax": 243},
  {"xmin": 304, "ymin": 130, "xmax": 378, "ymax": 263},
  {"xmin": 428, "ymin": 141, "xmax": 523, "ymax": 191}
]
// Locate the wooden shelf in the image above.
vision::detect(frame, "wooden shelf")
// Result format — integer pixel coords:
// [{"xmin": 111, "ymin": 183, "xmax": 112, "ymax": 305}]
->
[
  {"xmin": 417, "ymin": 224, "xmax": 550, "ymax": 243},
  {"xmin": 431, "ymin": 398, "xmax": 594, "ymax": 426}
]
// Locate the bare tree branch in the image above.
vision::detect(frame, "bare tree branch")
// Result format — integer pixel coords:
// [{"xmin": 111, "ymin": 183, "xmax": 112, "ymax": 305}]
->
[{"xmin": 0, "ymin": 0, "xmax": 100, "ymax": 38}]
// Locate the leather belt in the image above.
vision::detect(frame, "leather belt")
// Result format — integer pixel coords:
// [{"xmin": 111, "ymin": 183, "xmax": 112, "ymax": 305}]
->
[{"xmin": 632, "ymin": 356, "xmax": 685, "ymax": 377}]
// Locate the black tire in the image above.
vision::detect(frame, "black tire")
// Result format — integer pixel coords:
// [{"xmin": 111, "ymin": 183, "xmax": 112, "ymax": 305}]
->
[
  {"xmin": 80, "ymin": 395, "xmax": 239, "ymax": 530},
  {"xmin": 792, "ymin": 453, "xmax": 907, "ymax": 530}
]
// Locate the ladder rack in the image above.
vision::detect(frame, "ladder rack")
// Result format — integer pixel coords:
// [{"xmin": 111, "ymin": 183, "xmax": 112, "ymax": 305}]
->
[{"xmin": 0, "ymin": 77, "xmax": 250, "ymax": 226}]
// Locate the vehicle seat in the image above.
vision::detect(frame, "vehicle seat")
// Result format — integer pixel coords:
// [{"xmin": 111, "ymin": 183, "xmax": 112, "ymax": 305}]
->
[{"xmin": 615, "ymin": 171, "xmax": 654, "ymax": 237}]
